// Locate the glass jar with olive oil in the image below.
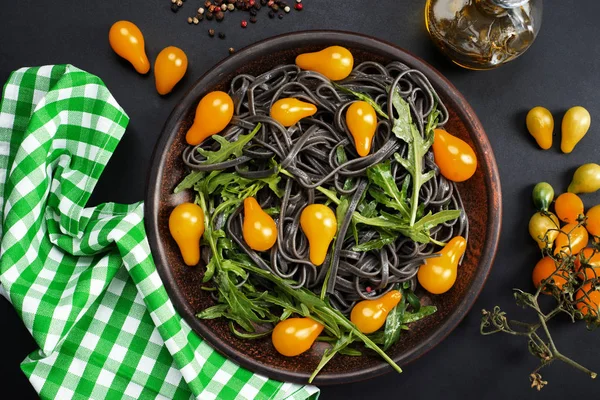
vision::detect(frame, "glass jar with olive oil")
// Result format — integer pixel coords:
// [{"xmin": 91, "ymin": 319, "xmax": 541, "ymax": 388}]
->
[{"xmin": 425, "ymin": 0, "xmax": 543, "ymax": 70}]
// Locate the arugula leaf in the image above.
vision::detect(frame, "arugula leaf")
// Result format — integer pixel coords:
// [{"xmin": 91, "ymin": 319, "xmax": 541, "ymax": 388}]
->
[
  {"xmin": 196, "ymin": 304, "xmax": 228, "ymax": 319},
  {"xmin": 391, "ymin": 90, "xmax": 413, "ymax": 143},
  {"xmin": 321, "ymin": 195, "xmax": 350, "ymax": 299},
  {"xmin": 229, "ymin": 322, "xmax": 272, "ymax": 339},
  {"xmin": 198, "ymin": 123, "xmax": 261, "ymax": 164},
  {"xmin": 358, "ymin": 200, "xmax": 378, "ymax": 218},
  {"xmin": 413, "ymin": 210, "xmax": 461, "ymax": 232},
  {"xmin": 174, "ymin": 170, "xmax": 205, "ymax": 194},
  {"xmin": 256, "ymin": 174, "xmax": 283, "ymax": 198},
  {"xmin": 366, "ymin": 161, "xmax": 410, "ymax": 219},
  {"xmin": 333, "ymin": 83, "xmax": 389, "ymax": 119},
  {"xmin": 336, "ymin": 145, "xmax": 348, "ymax": 165},
  {"xmin": 403, "ymin": 305, "xmax": 437, "ymax": 323},
  {"xmin": 383, "ymin": 289, "xmax": 406, "ymax": 351},
  {"xmin": 309, "ymin": 333, "xmax": 355, "ymax": 383},
  {"xmin": 339, "ymin": 347, "xmax": 362, "ymax": 356},
  {"xmin": 391, "ymin": 91, "xmax": 440, "ymax": 227},
  {"xmin": 405, "ymin": 289, "xmax": 421, "ymax": 312},
  {"xmin": 205, "ymin": 172, "xmax": 249, "ymax": 194},
  {"xmin": 352, "ymin": 229, "xmax": 396, "ymax": 251}
]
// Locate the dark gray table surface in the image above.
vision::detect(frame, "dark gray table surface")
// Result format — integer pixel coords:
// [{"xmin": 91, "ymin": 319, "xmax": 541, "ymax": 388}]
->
[{"xmin": 1, "ymin": 1, "xmax": 599, "ymax": 398}]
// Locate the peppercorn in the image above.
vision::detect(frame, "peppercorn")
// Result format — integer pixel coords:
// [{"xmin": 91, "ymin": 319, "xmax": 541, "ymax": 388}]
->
[
  {"xmin": 249, "ymin": 8, "xmax": 257, "ymax": 16},
  {"xmin": 216, "ymin": 11, "xmax": 224, "ymax": 20},
  {"xmin": 294, "ymin": 2, "xmax": 302, "ymax": 10},
  {"xmin": 227, "ymin": 3, "xmax": 234, "ymax": 10},
  {"xmin": 250, "ymin": 16, "xmax": 257, "ymax": 23},
  {"xmin": 229, "ymin": 47, "xmax": 235, "ymax": 54},
  {"xmin": 206, "ymin": 11, "xmax": 214, "ymax": 19},
  {"xmin": 197, "ymin": 13, "xmax": 204, "ymax": 20},
  {"xmin": 218, "ymin": 32, "xmax": 226, "ymax": 39},
  {"xmin": 278, "ymin": 12, "xmax": 283, "ymax": 18},
  {"xmin": 193, "ymin": 17, "xmax": 200, "ymax": 24},
  {"xmin": 241, "ymin": 20, "xmax": 248, "ymax": 27},
  {"xmin": 271, "ymin": 4, "xmax": 278, "ymax": 11},
  {"xmin": 198, "ymin": 7, "xmax": 205, "ymax": 13},
  {"xmin": 187, "ymin": 16, "xmax": 193, "ymax": 23},
  {"xmin": 208, "ymin": 28, "xmax": 216, "ymax": 36},
  {"xmin": 283, "ymin": 5, "xmax": 290, "ymax": 12},
  {"xmin": 171, "ymin": 3, "xmax": 179, "ymax": 12},
  {"xmin": 261, "ymin": 0, "xmax": 268, "ymax": 4},
  {"xmin": 204, "ymin": 0, "xmax": 211, "ymax": 6},
  {"xmin": 268, "ymin": 10, "xmax": 275, "ymax": 18},
  {"xmin": 209, "ymin": 4, "xmax": 216, "ymax": 12}
]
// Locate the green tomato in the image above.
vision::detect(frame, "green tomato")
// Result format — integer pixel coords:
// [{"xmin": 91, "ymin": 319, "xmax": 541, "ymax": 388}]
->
[{"xmin": 532, "ymin": 182, "xmax": 554, "ymax": 211}]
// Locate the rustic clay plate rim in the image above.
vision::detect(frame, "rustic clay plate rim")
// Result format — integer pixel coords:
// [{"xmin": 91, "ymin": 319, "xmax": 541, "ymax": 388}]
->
[{"xmin": 145, "ymin": 30, "xmax": 502, "ymax": 385}]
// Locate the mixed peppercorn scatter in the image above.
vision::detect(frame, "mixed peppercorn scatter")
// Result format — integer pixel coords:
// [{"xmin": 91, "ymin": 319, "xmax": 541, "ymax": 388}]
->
[{"xmin": 172, "ymin": 0, "xmax": 304, "ymax": 32}]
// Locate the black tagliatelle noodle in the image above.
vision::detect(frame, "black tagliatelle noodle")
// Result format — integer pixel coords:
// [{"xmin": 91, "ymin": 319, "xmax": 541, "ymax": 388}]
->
[{"xmin": 182, "ymin": 61, "xmax": 469, "ymax": 315}]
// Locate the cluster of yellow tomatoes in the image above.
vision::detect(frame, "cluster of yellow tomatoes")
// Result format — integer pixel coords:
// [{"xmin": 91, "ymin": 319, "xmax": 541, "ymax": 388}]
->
[
  {"xmin": 529, "ymin": 179, "xmax": 600, "ymax": 316},
  {"xmin": 109, "ymin": 21, "xmax": 188, "ymax": 95}
]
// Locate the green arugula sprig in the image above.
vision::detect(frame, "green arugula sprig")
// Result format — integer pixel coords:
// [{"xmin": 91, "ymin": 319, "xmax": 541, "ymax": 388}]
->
[
  {"xmin": 392, "ymin": 92, "xmax": 437, "ymax": 226},
  {"xmin": 198, "ymin": 123, "xmax": 261, "ymax": 164}
]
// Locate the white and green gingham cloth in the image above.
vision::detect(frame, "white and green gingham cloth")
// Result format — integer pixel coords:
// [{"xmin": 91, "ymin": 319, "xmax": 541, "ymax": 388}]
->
[{"xmin": 0, "ymin": 64, "xmax": 319, "ymax": 400}]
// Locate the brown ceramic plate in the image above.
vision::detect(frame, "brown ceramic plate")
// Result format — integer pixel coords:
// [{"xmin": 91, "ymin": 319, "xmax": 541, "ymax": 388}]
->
[{"xmin": 145, "ymin": 31, "xmax": 502, "ymax": 385}]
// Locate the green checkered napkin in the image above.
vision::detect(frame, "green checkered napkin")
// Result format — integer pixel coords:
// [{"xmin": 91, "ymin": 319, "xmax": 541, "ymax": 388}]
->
[{"xmin": 0, "ymin": 64, "xmax": 319, "ymax": 400}]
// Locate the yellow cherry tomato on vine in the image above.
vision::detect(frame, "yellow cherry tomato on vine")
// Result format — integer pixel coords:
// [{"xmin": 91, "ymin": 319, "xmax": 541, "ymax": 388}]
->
[
  {"xmin": 272, "ymin": 317, "xmax": 324, "ymax": 357},
  {"xmin": 270, "ymin": 98, "xmax": 317, "ymax": 127},
  {"xmin": 169, "ymin": 203, "xmax": 205, "ymax": 266},
  {"xmin": 432, "ymin": 129, "xmax": 477, "ymax": 182},
  {"xmin": 154, "ymin": 46, "xmax": 188, "ymax": 95},
  {"xmin": 417, "ymin": 236, "xmax": 467, "ymax": 294},
  {"xmin": 554, "ymin": 192, "xmax": 584, "ymax": 224},
  {"xmin": 554, "ymin": 223, "xmax": 588, "ymax": 256},
  {"xmin": 575, "ymin": 248, "xmax": 600, "ymax": 281},
  {"xmin": 109, "ymin": 21, "xmax": 150, "ymax": 74},
  {"xmin": 586, "ymin": 205, "xmax": 600, "ymax": 238},
  {"xmin": 346, "ymin": 101, "xmax": 377, "ymax": 157},
  {"xmin": 300, "ymin": 204, "xmax": 337, "ymax": 266},
  {"xmin": 575, "ymin": 283, "xmax": 600, "ymax": 316},
  {"xmin": 295, "ymin": 46, "xmax": 354, "ymax": 81},
  {"xmin": 529, "ymin": 212, "xmax": 560, "ymax": 249},
  {"xmin": 186, "ymin": 91, "xmax": 234, "ymax": 145},
  {"xmin": 532, "ymin": 256, "xmax": 567, "ymax": 294},
  {"xmin": 350, "ymin": 290, "xmax": 402, "ymax": 334},
  {"xmin": 242, "ymin": 197, "xmax": 278, "ymax": 252}
]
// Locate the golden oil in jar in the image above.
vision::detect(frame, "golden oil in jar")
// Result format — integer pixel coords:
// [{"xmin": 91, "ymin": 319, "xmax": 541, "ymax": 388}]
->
[{"xmin": 425, "ymin": 0, "xmax": 543, "ymax": 70}]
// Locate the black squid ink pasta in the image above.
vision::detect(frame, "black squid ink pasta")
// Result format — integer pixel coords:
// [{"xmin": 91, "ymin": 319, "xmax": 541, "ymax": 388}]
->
[{"xmin": 182, "ymin": 60, "xmax": 469, "ymax": 315}]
